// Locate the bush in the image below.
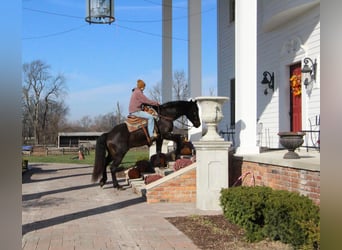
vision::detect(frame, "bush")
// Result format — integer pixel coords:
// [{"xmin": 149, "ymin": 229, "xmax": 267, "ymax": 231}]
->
[
  {"xmin": 144, "ymin": 174, "xmax": 163, "ymax": 184},
  {"xmin": 263, "ymin": 190, "xmax": 320, "ymax": 249},
  {"xmin": 220, "ymin": 186, "xmax": 273, "ymax": 241},
  {"xmin": 220, "ymin": 186, "xmax": 320, "ymax": 249},
  {"xmin": 173, "ymin": 158, "xmax": 193, "ymax": 171}
]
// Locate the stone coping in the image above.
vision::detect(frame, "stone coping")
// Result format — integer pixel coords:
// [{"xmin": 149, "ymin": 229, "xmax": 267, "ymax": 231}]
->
[{"xmin": 234, "ymin": 149, "xmax": 320, "ymax": 172}]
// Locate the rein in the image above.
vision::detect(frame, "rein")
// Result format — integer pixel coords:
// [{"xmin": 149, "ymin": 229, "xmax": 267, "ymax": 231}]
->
[
  {"xmin": 155, "ymin": 105, "xmax": 174, "ymax": 121},
  {"xmin": 174, "ymin": 119, "xmax": 194, "ymax": 129},
  {"xmin": 155, "ymin": 103, "xmax": 196, "ymax": 128},
  {"xmin": 158, "ymin": 114, "xmax": 174, "ymax": 121}
]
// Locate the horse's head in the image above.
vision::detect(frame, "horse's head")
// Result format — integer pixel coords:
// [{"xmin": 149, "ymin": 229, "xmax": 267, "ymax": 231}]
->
[{"xmin": 186, "ymin": 99, "xmax": 201, "ymax": 128}]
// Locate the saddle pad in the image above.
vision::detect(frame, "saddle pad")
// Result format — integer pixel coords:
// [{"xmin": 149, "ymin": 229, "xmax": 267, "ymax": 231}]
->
[{"xmin": 125, "ymin": 115, "xmax": 148, "ymax": 133}]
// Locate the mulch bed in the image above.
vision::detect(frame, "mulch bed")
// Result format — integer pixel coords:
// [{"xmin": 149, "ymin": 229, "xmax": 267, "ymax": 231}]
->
[{"xmin": 166, "ymin": 215, "xmax": 292, "ymax": 250}]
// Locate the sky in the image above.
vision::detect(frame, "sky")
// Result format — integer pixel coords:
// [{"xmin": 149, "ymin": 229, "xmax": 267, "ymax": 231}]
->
[{"xmin": 22, "ymin": 0, "xmax": 218, "ymax": 122}]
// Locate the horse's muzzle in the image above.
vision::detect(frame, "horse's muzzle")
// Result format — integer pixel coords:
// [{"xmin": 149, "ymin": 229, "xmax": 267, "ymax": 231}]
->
[{"xmin": 194, "ymin": 121, "xmax": 201, "ymax": 128}]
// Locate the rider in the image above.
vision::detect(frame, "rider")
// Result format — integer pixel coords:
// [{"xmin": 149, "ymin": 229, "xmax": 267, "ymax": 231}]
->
[{"xmin": 129, "ymin": 79, "xmax": 159, "ymax": 141}]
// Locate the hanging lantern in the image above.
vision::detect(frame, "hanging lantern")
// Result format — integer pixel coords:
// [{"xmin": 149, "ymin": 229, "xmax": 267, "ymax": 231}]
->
[{"xmin": 85, "ymin": 0, "xmax": 115, "ymax": 24}]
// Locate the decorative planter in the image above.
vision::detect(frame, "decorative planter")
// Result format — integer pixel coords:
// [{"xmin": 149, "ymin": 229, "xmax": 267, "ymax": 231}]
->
[
  {"xmin": 195, "ymin": 96, "xmax": 229, "ymax": 141},
  {"xmin": 278, "ymin": 132, "xmax": 306, "ymax": 159}
]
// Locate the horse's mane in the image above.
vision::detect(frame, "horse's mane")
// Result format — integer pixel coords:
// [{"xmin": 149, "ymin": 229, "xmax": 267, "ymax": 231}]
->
[{"xmin": 160, "ymin": 100, "xmax": 189, "ymax": 109}]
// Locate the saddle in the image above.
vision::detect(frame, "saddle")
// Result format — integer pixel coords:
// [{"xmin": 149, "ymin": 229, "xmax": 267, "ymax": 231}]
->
[
  {"xmin": 125, "ymin": 106, "xmax": 158, "ymax": 133},
  {"xmin": 125, "ymin": 116, "xmax": 148, "ymax": 133}
]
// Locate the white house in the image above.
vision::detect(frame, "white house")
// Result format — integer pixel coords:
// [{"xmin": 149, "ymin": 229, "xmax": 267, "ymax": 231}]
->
[{"xmin": 217, "ymin": 0, "xmax": 320, "ymax": 151}]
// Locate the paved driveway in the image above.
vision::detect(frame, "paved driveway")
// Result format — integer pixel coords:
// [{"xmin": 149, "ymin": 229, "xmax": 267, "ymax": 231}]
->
[{"xmin": 22, "ymin": 163, "xmax": 219, "ymax": 250}]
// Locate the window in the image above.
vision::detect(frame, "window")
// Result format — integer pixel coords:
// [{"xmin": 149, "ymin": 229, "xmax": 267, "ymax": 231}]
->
[
  {"xmin": 229, "ymin": 0, "xmax": 235, "ymax": 23},
  {"xmin": 230, "ymin": 78, "xmax": 235, "ymax": 127}
]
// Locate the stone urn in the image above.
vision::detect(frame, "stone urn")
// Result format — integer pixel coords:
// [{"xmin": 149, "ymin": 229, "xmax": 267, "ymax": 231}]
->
[
  {"xmin": 195, "ymin": 96, "xmax": 229, "ymax": 141},
  {"xmin": 278, "ymin": 132, "xmax": 306, "ymax": 159}
]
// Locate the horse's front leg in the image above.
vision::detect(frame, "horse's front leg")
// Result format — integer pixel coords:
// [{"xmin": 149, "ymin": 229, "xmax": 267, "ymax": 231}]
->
[
  {"xmin": 163, "ymin": 133, "xmax": 182, "ymax": 158},
  {"xmin": 152, "ymin": 138, "xmax": 164, "ymax": 167},
  {"xmin": 155, "ymin": 138, "xmax": 163, "ymax": 154}
]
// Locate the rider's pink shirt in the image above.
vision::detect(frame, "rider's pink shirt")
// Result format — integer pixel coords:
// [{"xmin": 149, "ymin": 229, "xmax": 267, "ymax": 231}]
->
[{"xmin": 129, "ymin": 88, "xmax": 158, "ymax": 113}]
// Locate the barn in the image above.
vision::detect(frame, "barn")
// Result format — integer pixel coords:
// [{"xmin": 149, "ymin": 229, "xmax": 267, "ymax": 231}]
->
[{"xmin": 57, "ymin": 132, "xmax": 104, "ymax": 148}]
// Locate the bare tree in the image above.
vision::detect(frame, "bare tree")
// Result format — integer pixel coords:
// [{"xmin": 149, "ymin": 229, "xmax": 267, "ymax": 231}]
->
[
  {"xmin": 148, "ymin": 70, "xmax": 190, "ymax": 104},
  {"xmin": 173, "ymin": 70, "xmax": 190, "ymax": 101},
  {"xmin": 115, "ymin": 101, "xmax": 124, "ymax": 125},
  {"xmin": 79, "ymin": 115, "xmax": 93, "ymax": 129},
  {"xmin": 172, "ymin": 70, "xmax": 190, "ymax": 131},
  {"xmin": 147, "ymin": 81, "xmax": 162, "ymax": 103},
  {"xmin": 22, "ymin": 60, "xmax": 67, "ymax": 145},
  {"xmin": 147, "ymin": 70, "xmax": 190, "ymax": 132}
]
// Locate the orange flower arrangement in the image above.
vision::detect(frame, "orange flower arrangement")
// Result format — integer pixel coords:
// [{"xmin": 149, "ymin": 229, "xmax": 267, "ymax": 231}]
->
[{"xmin": 290, "ymin": 73, "xmax": 301, "ymax": 96}]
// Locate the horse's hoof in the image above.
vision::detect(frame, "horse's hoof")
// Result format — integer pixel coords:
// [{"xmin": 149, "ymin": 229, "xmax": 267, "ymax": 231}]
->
[
  {"xmin": 100, "ymin": 181, "xmax": 105, "ymax": 188},
  {"xmin": 115, "ymin": 185, "xmax": 123, "ymax": 190}
]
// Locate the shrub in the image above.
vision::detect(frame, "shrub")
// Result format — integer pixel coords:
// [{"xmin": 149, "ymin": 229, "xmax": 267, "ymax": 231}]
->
[
  {"xmin": 128, "ymin": 167, "xmax": 141, "ymax": 179},
  {"xmin": 150, "ymin": 153, "xmax": 167, "ymax": 168},
  {"xmin": 219, "ymin": 186, "xmax": 320, "ymax": 249},
  {"xmin": 220, "ymin": 186, "xmax": 272, "ymax": 241},
  {"xmin": 136, "ymin": 159, "xmax": 154, "ymax": 173},
  {"xmin": 144, "ymin": 174, "xmax": 163, "ymax": 184},
  {"xmin": 173, "ymin": 158, "xmax": 193, "ymax": 171},
  {"xmin": 263, "ymin": 190, "xmax": 320, "ymax": 249}
]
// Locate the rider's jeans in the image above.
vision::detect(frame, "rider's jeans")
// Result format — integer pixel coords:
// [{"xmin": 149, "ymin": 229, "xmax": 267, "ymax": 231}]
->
[{"xmin": 130, "ymin": 111, "xmax": 155, "ymax": 137}]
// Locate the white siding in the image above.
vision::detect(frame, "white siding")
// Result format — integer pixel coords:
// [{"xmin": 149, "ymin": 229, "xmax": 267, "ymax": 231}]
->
[
  {"xmin": 217, "ymin": 0, "xmax": 320, "ymax": 148},
  {"xmin": 217, "ymin": 0, "xmax": 235, "ymax": 133}
]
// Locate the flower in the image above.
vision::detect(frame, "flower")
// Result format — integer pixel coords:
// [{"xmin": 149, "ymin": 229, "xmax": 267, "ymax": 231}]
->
[
  {"xmin": 290, "ymin": 73, "xmax": 301, "ymax": 96},
  {"xmin": 144, "ymin": 174, "xmax": 163, "ymax": 184},
  {"xmin": 173, "ymin": 158, "xmax": 193, "ymax": 171}
]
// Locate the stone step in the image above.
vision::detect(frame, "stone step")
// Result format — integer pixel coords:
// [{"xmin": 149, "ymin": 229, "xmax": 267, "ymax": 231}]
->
[{"xmin": 128, "ymin": 158, "xmax": 193, "ymax": 197}]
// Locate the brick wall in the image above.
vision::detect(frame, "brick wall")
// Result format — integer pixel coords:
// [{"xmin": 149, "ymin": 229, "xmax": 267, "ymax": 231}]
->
[
  {"xmin": 240, "ymin": 160, "xmax": 320, "ymax": 206},
  {"xmin": 145, "ymin": 155, "xmax": 320, "ymax": 206},
  {"xmin": 146, "ymin": 167, "xmax": 196, "ymax": 204}
]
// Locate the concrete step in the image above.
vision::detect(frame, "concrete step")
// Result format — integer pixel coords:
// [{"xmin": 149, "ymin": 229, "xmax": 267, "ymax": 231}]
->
[
  {"xmin": 129, "ymin": 162, "xmax": 176, "ymax": 196},
  {"xmin": 128, "ymin": 157, "xmax": 194, "ymax": 197}
]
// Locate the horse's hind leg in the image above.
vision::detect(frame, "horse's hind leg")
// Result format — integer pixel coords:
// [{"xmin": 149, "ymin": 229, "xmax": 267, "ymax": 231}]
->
[{"xmin": 99, "ymin": 154, "xmax": 112, "ymax": 187}]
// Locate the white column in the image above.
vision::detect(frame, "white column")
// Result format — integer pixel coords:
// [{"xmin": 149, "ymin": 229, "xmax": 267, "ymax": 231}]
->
[
  {"xmin": 235, "ymin": 0, "xmax": 259, "ymax": 155},
  {"xmin": 162, "ymin": 0, "xmax": 173, "ymax": 103},
  {"xmin": 188, "ymin": 0, "xmax": 202, "ymax": 142},
  {"xmin": 188, "ymin": 0, "xmax": 201, "ymax": 98}
]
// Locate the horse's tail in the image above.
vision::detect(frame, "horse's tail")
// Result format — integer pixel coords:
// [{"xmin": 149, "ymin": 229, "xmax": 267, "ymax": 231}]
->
[{"xmin": 92, "ymin": 133, "xmax": 107, "ymax": 182}]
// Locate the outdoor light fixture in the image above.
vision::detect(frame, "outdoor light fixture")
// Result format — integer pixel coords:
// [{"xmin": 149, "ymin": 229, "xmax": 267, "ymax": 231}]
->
[
  {"xmin": 261, "ymin": 71, "xmax": 274, "ymax": 95},
  {"xmin": 301, "ymin": 57, "xmax": 317, "ymax": 88},
  {"xmin": 85, "ymin": 0, "xmax": 115, "ymax": 24}
]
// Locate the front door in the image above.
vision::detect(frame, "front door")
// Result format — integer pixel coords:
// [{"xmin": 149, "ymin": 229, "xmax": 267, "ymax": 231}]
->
[{"xmin": 289, "ymin": 63, "xmax": 302, "ymax": 132}]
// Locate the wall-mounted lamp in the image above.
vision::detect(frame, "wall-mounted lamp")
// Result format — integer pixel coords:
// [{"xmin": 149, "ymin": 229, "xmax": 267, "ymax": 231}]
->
[
  {"xmin": 302, "ymin": 57, "xmax": 317, "ymax": 88},
  {"xmin": 261, "ymin": 71, "xmax": 274, "ymax": 95},
  {"xmin": 85, "ymin": 0, "xmax": 115, "ymax": 24}
]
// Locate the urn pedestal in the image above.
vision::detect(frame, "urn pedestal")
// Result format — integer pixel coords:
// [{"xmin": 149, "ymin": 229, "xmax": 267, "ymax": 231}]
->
[{"xmin": 193, "ymin": 96, "xmax": 231, "ymax": 211}]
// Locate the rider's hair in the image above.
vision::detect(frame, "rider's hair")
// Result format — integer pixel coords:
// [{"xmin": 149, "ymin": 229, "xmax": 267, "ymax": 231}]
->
[{"xmin": 137, "ymin": 79, "xmax": 146, "ymax": 89}]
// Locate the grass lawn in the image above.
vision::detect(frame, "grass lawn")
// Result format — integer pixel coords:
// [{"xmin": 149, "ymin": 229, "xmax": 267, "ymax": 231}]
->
[{"xmin": 22, "ymin": 147, "xmax": 149, "ymax": 169}]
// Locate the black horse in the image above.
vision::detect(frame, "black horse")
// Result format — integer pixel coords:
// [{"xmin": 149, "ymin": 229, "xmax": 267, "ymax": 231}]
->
[{"xmin": 92, "ymin": 100, "xmax": 201, "ymax": 189}]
